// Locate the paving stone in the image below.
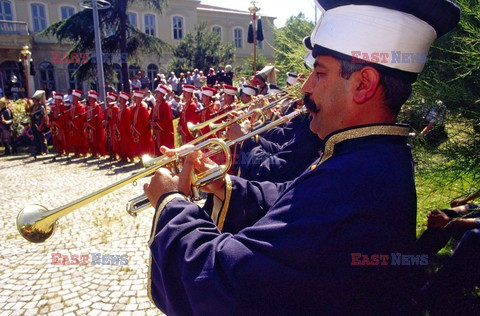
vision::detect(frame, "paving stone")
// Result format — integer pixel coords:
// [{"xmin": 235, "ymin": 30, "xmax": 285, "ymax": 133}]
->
[{"xmin": 1, "ymin": 155, "xmax": 165, "ymax": 315}]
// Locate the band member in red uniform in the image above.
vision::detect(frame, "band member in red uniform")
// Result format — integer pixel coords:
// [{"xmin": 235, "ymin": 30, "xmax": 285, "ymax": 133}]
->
[
  {"xmin": 178, "ymin": 84, "xmax": 200, "ymax": 144},
  {"xmin": 198, "ymin": 86, "xmax": 218, "ymax": 136},
  {"xmin": 130, "ymin": 90, "xmax": 153, "ymax": 158},
  {"xmin": 50, "ymin": 92, "xmax": 69, "ymax": 157},
  {"xmin": 217, "ymin": 84, "xmax": 237, "ymax": 116},
  {"xmin": 69, "ymin": 89, "xmax": 87, "ymax": 156},
  {"xmin": 115, "ymin": 91, "xmax": 134, "ymax": 162},
  {"xmin": 85, "ymin": 90, "xmax": 106, "ymax": 157},
  {"xmin": 150, "ymin": 84, "xmax": 175, "ymax": 156},
  {"xmin": 104, "ymin": 92, "xmax": 119, "ymax": 159}
]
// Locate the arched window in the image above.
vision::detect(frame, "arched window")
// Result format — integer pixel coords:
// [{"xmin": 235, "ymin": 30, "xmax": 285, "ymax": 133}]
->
[
  {"xmin": 233, "ymin": 28, "xmax": 243, "ymax": 48},
  {"xmin": 67, "ymin": 63, "xmax": 80, "ymax": 90},
  {"xmin": 145, "ymin": 14, "xmax": 156, "ymax": 36},
  {"xmin": 0, "ymin": 0, "xmax": 13, "ymax": 20},
  {"xmin": 172, "ymin": 15, "xmax": 184, "ymax": 40},
  {"xmin": 147, "ymin": 64, "xmax": 158, "ymax": 91},
  {"xmin": 212, "ymin": 25, "xmax": 222, "ymax": 40},
  {"xmin": 113, "ymin": 63, "xmax": 122, "ymax": 92},
  {"xmin": 39, "ymin": 62, "xmax": 55, "ymax": 91},
  {"xmin": 128, "ymin": 64, "xmax": 140, "ymax": 79},
  {"xmin": 31, "ymin": 3, "xmax": 47, "ymax": 32}
]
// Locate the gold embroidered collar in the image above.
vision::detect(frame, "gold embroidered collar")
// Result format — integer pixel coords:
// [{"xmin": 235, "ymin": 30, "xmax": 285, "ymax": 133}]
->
[{"xmin": 318, "ymin": 124, "xmax": 410, "ymax": 166}]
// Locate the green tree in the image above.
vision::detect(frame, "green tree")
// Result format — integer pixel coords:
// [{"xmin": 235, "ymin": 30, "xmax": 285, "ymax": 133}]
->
[
  {"xmin": 412, "ymin": 0, "xmax": 480, "ymax": 195},
  {"xmin": 273, "ymin": 13, "xmax": 314, "ymax": 85},
  {"xmin": 42, "ymin": 0, "xmax": 169, "ymax": 92},
  {"xmin": 169, "ymin": 23, "xmax": 236, "ymax": 74}
]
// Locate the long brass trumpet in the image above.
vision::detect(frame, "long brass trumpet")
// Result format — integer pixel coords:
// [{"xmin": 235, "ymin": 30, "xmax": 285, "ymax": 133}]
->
[
  {"xmin": 127, "ymin": 107, "xmax": 307, "ymax": 215},
  {"xmin": 187, "ymin": 82, "xmax": 303, "ymax": 137},
  {"xmin": 16, "ymin": 138, "xmax": 232, "ymax": 243}
]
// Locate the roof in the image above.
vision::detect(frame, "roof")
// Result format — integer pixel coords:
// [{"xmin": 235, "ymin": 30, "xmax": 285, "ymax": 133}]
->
[{"xmin": 197, "ymin": 4, "xmax": 276, "ymax": 19}]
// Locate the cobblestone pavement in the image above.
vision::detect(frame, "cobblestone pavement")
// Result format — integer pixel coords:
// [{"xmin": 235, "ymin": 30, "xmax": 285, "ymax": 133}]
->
[{"xmin": 0, "ymin": 153, "xmax": 165, "ymax": 315}]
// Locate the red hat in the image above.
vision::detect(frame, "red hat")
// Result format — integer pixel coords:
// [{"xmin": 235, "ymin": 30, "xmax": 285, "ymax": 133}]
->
[
  {"xmin": 72, "ymin": 90, "xmax": 82, "ymax": 98},
  {"xmin": 54, "ymin": 92, "xmax": 64, "ymax": 100},
  {"xmin": 201, "ymin": 86, "xmax": 216, "ymax": 98},
  {"xmin": 88, "ymin": 90, "xmax": 99, "ymax": 100},
  {"xmin": 183, "ymin": 85, "xmax": 195, "ymax": 94},
  {"xmin": 133, "ymin": 90, "xmax": 145, "ymax": 98},
  {"xmin": 223, "ymin": 84, "xmax": 238, "ymax": 96},
  {"xmin": 155, "ymin": 84, "xmax": 171, "ymax": 95},
  {"xmin": 119, "ymin": 91, "xmax": 130, "ymax": 101},
  {"xmin": 107, "ymin": 92, "xmax": 118, "ymax": 100}
]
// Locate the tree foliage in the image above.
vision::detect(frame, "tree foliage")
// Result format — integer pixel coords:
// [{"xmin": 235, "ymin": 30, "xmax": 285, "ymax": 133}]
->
[
  {"xmin": 411, "ymin": 0, "xmax": 480, "ymax": 195},
  {"xmin": 273, "ymin": 13, "xmax": 314, "ymax": 85},
  {"xmin": 168, "ymin": 23, "xmax": 236, "ymax": 74},
  {"xmin": 41, "ymin": 0, "xmax": 169, "ymax": 92}
]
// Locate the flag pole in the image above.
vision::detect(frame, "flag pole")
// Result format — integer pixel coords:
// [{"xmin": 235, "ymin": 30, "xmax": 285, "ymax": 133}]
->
[{"xmin": 249, "ymin": 1, "xmax": 260, "ymax": 75}]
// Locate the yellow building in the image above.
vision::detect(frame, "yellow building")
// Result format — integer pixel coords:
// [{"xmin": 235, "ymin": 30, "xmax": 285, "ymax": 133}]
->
[{"xmin": 0, "ymin": 0, "xmax": 275, "ymax": 98}]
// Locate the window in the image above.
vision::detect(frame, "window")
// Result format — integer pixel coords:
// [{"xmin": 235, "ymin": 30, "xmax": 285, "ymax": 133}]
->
[
  {"xmin": 234, "ymin": 28, "xmax": 243, "ymax": 48},
  {"xmin": 145, "ymin": 14, "xmax": 155, "ymax": 36},
  {"xmin": 0, "ymin": 0, "xmax": 13, "ymax": 20},
  {"xmin": 113, "ymin": 63, "xmax": 122, "ymax": 92},
  {"xmin": 127, "ymin": 12, "xmax": 137, "ymax": 27},
  {"xmin": 147, "ymin": 64, "xmax": 158, "ymax": 91},
  {"xmin": 67, "ymin": 63, "xmax": 80, "ymax": 90},
  {"xmin": 212, "ymin": 26, "xmax": 222, "ymax": 40},
  {"xmin": 172, "ymin": 16, "xmax": 184, "ymax": 40},
  {"xmin": 39, "ymin": 62, "xmax": 55, "ymax": 91},
  {"xmin": 31, "ymin": 3, "xmax": 47, "ymax": 32},
  {"xmin": 60, "ymin": 6, "xmax": 74, "ymax": 20}
]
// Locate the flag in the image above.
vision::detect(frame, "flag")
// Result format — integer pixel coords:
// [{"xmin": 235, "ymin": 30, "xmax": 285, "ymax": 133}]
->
[
  {"xmin": 247, "ymin": 21, "xmax": 254, "ymax": 44},
  {"xmin": 257, "ymin": 17, "xmax": 264, "ymax": 42}
]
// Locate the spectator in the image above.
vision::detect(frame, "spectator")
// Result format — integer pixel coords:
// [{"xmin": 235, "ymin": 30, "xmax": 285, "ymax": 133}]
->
[
  {"xmin": 224, "ymin": 64, "xmax": 234, "ymax": 85},
  {"xmin": 139, "ymin": 70, "xmax": 150, "ymax": 90},
  {"xmin": 415, "ymin": 190, "xmax": 480, "ymax": 313},
  {"xmin": 177, "ymin": 73, "xmax": 186, "ymax": 96},
  {"xmin": 171, "ymin": 94, "xmax": 183, "ymax": 119},
  {"xmin": 131, "ymin": 76, "xmax": 142, "ymax": 91},
  {"xmin": 153, "ymin": 74, "xmax": 162, "ymax": 91},
  {"xmin": 216, "ymin": 65, "xmax": 225, "ymax": 84},
  {"xmin": 168, "ymin": 72, "xmax": 178, "ymax": 95},
  {"xmin": 185, "ymin": 71, "xmax": 194, "ymax": 85},
  {"xmin": 206, "ymin": 68, "xmax": 217, "ymax": 87},
  {"xmin": 144, "ymin": 90, "xmax": 156, "ymax": 110},
  {"xmin": 192, "ymin": 69, "xmax": 202, "ymax": 89}
]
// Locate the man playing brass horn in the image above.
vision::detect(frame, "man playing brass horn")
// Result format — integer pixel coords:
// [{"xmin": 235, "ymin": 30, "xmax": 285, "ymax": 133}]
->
[{"xmin": 143, "ymin": 0, "xmax": 460, "ymax": 314}]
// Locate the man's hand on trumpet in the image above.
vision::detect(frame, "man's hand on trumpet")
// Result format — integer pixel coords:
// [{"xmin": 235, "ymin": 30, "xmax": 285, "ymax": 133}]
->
[{"xmin": 143, "ymin": 145, "xmax": 226, "ymax": 209}]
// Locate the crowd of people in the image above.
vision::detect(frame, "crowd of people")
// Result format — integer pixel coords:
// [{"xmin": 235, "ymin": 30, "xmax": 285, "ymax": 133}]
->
[{"xmin": 0, "ymin": 64, "xmax": 301, "ymax": 167}]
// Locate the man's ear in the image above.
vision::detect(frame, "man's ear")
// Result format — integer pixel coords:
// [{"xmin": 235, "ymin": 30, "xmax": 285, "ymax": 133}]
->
[{"xmin": 352, "ymin": 67, "xmax": 381, "ymax": 104}]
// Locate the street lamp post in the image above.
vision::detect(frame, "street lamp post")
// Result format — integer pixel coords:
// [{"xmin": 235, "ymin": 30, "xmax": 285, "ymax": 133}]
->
[
  {"xmin": 79, "ymin": 0, "xmax": 111, "ymax": 107},
  {"xmin": 20, "ymin": 45, "xmax": 31, "ymax": 98},
  {"xmin": 248, "ymin": 0, "xmax": 260, "ymax": 74}
]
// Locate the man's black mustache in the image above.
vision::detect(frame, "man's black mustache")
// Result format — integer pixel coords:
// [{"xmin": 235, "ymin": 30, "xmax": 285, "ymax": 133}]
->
[{"xmin": 303, "ymin": 93, "xmax": 319, "ymax": 114}]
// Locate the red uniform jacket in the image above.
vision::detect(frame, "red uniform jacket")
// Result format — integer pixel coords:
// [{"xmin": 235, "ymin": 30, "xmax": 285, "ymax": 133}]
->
[
  {"xmin": 131, "ymin": 102, "xmax": 153, "ymax": 157},
  {"xmin": 85, "ymin": 102, "xmax": 106, "ymax": 156},
  {"xmin": 50, "ymin": 103, "xmax": 70, "ymax": 155},
  {"xmin": 69, "ymin": 101, "xmax": 87, "ymax": 155},
  {"xmin": 116, "ymin": 106, "xmax": 134, "ymax": 160},
  {"xmin": 150, "ymin": 99, "xmax": 175, "ymax": 156},
  {"xmin": 105, "ymin": 105, "xmax": 120, "ymax": 157},
  {"xmin": 179, "ymin": 99, "xmax": 200, "ymax": 144}
]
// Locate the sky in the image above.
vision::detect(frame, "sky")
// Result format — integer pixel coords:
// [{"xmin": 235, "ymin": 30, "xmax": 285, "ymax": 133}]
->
[{"xmin": 200, "ymin": 0, "xmax": 319, "ymax": 27}]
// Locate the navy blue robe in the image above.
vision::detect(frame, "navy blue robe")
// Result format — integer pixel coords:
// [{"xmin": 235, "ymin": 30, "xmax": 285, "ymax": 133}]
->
[
  {"xmin": 235, "ymin": 116, "xmax": 322, "ymax": 182},
  {"xmin": 148, "ymin": 124, "xmax": 417, "ymax": 315}
]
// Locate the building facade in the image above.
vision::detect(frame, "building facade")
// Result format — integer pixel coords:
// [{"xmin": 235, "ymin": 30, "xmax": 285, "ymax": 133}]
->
[{"xmin": 0, "ymin": 0, "xmax": 275, "ymax": 98}]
